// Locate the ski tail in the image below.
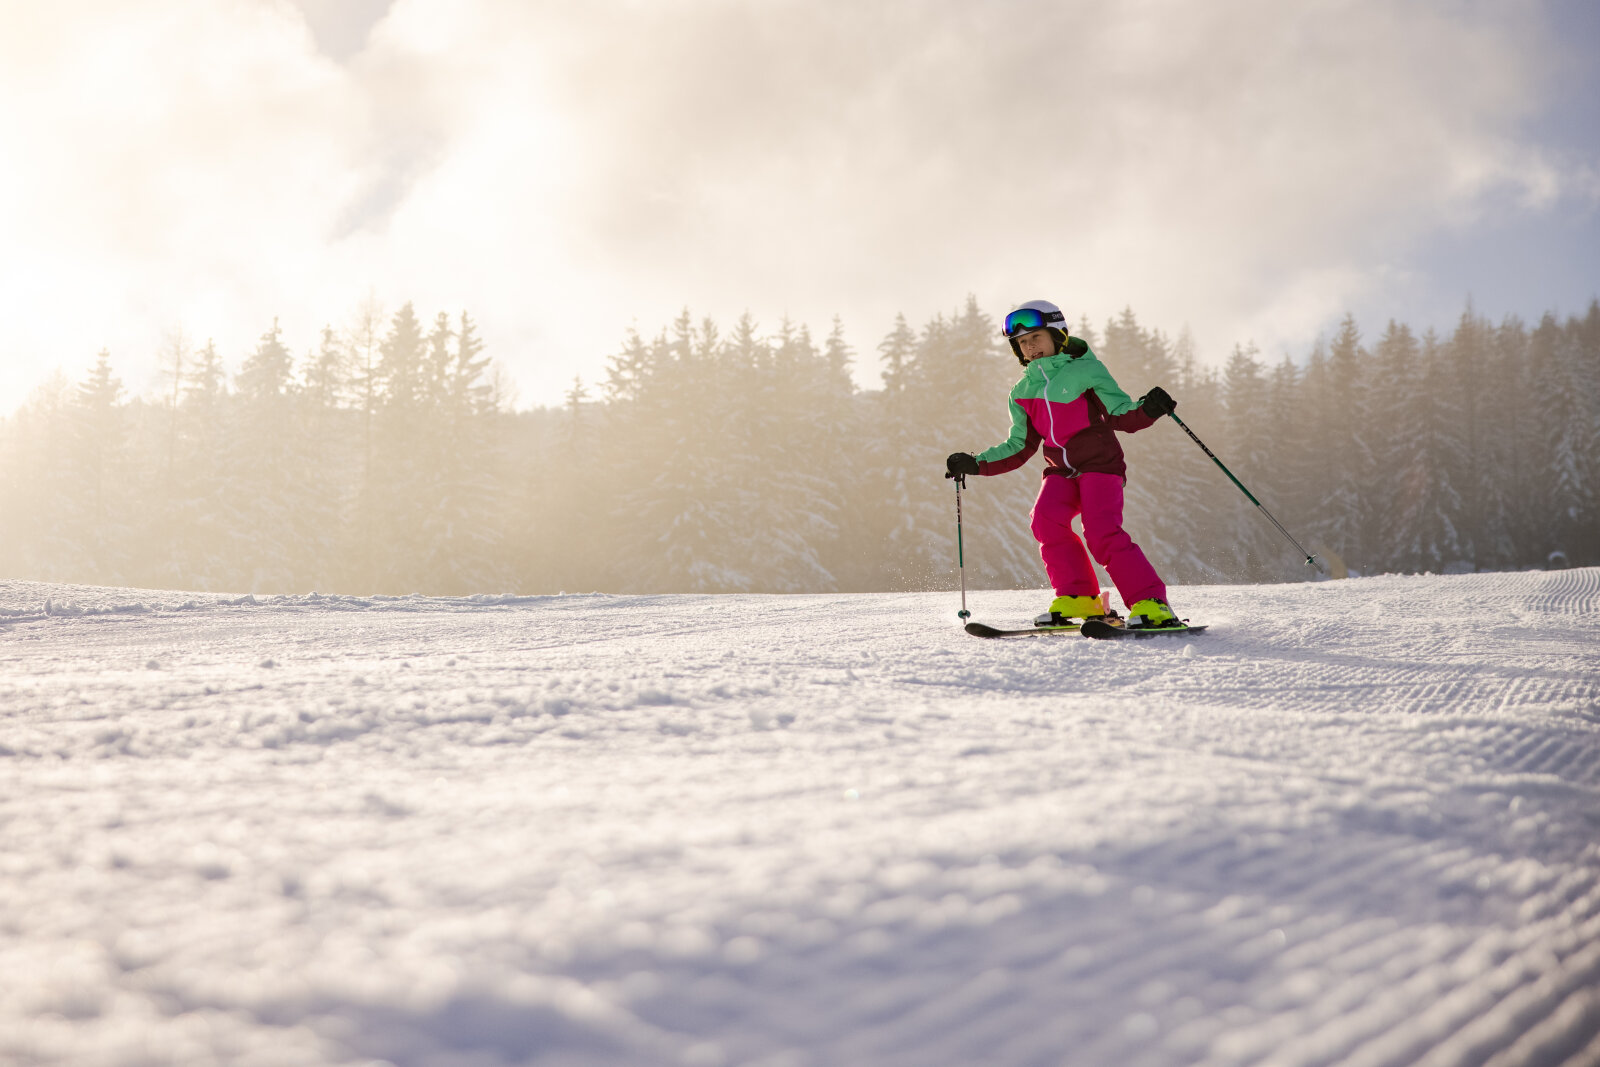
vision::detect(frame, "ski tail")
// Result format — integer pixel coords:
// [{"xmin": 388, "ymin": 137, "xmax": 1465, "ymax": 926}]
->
[{"xmin": 965, "ymin": 621, "xmax": 1082, "ymax": 639}]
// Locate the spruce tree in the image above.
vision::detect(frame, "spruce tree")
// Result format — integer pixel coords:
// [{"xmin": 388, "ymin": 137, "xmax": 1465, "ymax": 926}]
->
[
  {"xmin": 603, "ymin": 311, "xmax": 744, "ymax": 591},
  {"xmin": 67, "ymin": 350, "xmax": 130, "ymax": 583},
  {"xmin": 1444, "ymin": 304, "xmax": 1492, "ymax": 568},
  {"xmin": 1370, "ymin": 322, "xmax": 1422, "ymax": 572},
  {"xmin": 421, "ymin": 311, "xmax": 502, "ymax": 592},
  {"xmin": 818, "ymin": 317, "xmax": 867, "ymax": 588},
  {"xmin": 367, "ymin": 302, "xmax": 431, "ymax": 589},
  {"xmin": 1215, "ymin": 343, "xmax": 1278, "ymax": 579},
  {"xmin": 346, "ymin": 297, "xmax": 385, "ymax": 590},
  {"xmin": 0, "ymin": 371, "xmax": 74, "ymax": 580},
  {"xmin": 304, "ymin": 326, "xmax": 347, "ymax": 413},
  {"xmin": 232, "ymin": 318, "xmax": 334, "ymax": 591},
  {"xmin": 1539, "ymin": 311, "xmax": 1597, "ymax": 565},
  {"xmin": 1157, "ymin": 329, "xmax": 1229, "ymax": 582},
  {"xmin": 756, "ymin": 319, "xmax": 839, "ymax": 591},
  {"xmin": 173, "ymin": 340, "xmax": 237, "ymax": 588},
  {"xmin": 1320, "ymin": 316, "xmax": 1371, "ymax": 571},
  {"xmin": 1571, "ymin": 301, "xmax": 1600, "ymax": 563},
  {"xmin": 1475, "ymin": 316, "xmax": 1525, "ymax": 568},
  {"xmin": 856, "ymin": 313, "xmax": 919, "ymax": 589},
  {"xmin": 525, "ymin": 374, "xmax": 603, "ymax": 592},
  {"xmin": 1405, "ymin": 330, "xmax": 1466, "ymax": 570}
]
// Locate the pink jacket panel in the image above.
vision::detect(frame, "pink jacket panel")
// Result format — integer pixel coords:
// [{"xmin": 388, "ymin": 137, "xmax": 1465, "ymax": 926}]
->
[{"xmin": 1016, "ymin": 395, "xmax": 1093, "ymax": 448}]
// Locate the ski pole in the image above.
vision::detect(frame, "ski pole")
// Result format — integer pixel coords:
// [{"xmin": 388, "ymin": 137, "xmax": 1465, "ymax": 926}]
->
[
  {"xmin": 949, "ymin": 471, "xmax": 971, "ymax": 620},
  {"xmin": 1165, "ymin": 411, "xmax": 1324, "ymax": 574}
]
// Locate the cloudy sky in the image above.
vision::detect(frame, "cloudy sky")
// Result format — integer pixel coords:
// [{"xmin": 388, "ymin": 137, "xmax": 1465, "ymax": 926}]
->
[{"xmin": 1, "ymin": 0, "xmax": 1596, "ymax": 413}]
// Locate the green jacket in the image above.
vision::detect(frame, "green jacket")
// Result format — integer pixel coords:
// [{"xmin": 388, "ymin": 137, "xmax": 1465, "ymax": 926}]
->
[{"xmin": 975, "ymin": 343, "xmax": 1154, "ymax": 479}]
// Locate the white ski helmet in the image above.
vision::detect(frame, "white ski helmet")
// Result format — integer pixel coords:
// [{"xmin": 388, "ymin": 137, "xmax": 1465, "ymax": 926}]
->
[{"xmin": 1002, "ymin": 299, "xmax": 1069, "ymax": 364}]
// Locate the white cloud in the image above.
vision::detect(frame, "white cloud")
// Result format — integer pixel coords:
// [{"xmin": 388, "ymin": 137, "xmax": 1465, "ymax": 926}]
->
[{"xmin": 0, "ymin": 0, "xmax": 1585, "ymax": 414}]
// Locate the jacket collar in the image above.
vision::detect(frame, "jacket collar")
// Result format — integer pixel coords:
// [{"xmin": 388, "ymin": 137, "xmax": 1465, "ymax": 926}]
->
[{"xmin": 1026, "ymin": 352, "xmax": 1072, "ymax": 375}]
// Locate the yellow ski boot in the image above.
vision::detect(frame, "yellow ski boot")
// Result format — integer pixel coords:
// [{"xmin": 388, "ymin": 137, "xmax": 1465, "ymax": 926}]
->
[
  {"xmin": 1126, "ymin": 598, "xmax": 1180, "ymax": 629},
  {"xmin": 1034, "ymin": 594, "xmax": 1108, "ymax": 627}
]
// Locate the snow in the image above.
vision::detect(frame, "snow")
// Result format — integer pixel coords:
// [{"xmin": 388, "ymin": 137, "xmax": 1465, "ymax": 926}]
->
[{"xmin": 2, "ymin": 568, "xmax": 1599, "ymax": 1067}]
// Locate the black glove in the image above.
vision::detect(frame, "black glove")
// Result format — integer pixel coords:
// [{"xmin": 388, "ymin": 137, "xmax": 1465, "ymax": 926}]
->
[
  {"xmin": 1139, "ymin": 386, "xmax": 1176, "ymax": 418},
  {"xmin": 946, "ymin": 452, "xmax": 979, "ymax": 477}
]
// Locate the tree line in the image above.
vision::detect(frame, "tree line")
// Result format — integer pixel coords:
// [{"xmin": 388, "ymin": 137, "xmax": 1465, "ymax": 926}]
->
[{"xmin": 1, "ymin": 297, "xmax": 1595, "ymax": 596}]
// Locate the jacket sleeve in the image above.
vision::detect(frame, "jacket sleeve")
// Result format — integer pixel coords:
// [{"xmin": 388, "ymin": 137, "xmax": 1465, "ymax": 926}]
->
[
  {"xmin": 975, "ymin": 396, "xmax": 1039, "ymax": 475},
  {"xmin": 1091, "ymin": 361, "xmax": 1156, "ymax": 433}
]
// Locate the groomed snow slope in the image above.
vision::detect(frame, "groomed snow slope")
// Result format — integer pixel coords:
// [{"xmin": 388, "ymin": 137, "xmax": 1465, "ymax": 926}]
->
[{"xmin": 2, "ymin": 569, "xmax": 1599, "ymax": 1067}]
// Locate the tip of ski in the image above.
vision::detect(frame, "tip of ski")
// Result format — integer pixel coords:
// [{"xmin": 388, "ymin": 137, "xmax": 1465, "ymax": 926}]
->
[{"xmin": 1080, "ymin": 619, "xmax": 1206, "ymax": 640}]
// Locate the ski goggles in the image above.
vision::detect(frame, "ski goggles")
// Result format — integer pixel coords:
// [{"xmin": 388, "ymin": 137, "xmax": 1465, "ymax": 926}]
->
[{"xmin": 1002, "ymin": 306, "xmax": 1066, "ymax": 337}]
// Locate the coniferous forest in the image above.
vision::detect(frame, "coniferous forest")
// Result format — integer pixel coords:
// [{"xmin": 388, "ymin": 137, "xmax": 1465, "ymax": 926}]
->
[{"xmin": 1, "ymin": 297, "xmax": 1596, "ymax": 596}]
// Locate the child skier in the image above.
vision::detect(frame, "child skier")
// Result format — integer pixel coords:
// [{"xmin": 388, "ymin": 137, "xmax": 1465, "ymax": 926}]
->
[{"xmin": 945, "ymin": 299, "xmax": 1181, "ymax": 629}]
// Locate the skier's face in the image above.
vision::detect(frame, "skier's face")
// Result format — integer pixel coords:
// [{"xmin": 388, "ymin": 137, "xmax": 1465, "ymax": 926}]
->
[{"xmin": 1016, "ymin": 328, "xmax": 1057, "ymax": 362}]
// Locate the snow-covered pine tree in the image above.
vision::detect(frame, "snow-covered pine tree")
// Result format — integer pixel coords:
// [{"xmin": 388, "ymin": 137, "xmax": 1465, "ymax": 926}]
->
[
  {"xmin": 1314, "ymin": 317, "xmax": 1370, "ymax": 571},
  {"xmin": 1569, "ymin": 301, "xmax": 1600, "ymax": 564},
  {"xmin": 65, "ymin": 350, "xmax": 132, "ymax": 584},
  {"xmin": 1406, "ymin": 330, "xmax": 1467, "ymax": 571},
  {"xmin": 854, "ymin": 313, "xmax": 919, "ymax": 590},
  {"xmin": 408, "ymin": 311, "xmax": 503, "ymax": 593},
  {"xmin": 304, "ymin": 326, "xmax": 347, "ymax": 412},
  {"xmin": 1537, "ymin": 310, "xmax": 1597, "ymax": 566},
  {"xmin": 1444, "ymin": 304, "xmax": 1517, "ymax": 570},
  {"xmin": 296, "ymin": 325, "xmax": 356, "ymax": 592},
  {"xmin": 345, "ymin": 297, "xmax": 385, "ymax": 590},
  {"xmin": 0, "ymin": 370, "xmax": 74, "ymax": 580},
  {"xmin": 1494, "ymin": 316, "xmax": 1546, "ymax": 567},
  {"xmin": 230, "ymin": 318, "xmax": 337, "ymax": 592},
  {"xmin": 1346, "ymin": 326, "xmax": 1385, "ymax": 576},
  {"xmin": 528, "ymin": 373, "xmax": 606, "ymax": 591},
  {"xmin": 159, "ymin": 333, "xmax": 189, "ymax": 492},
  {"xmin": 170, "ymin": 340, "xmax": 239, "ymax": 589},
  {"xmin": 689, "ymin": 310, "xmax": 771, "ymax": 592},
  {"xmin": 1370, "ymin": 321, "xmax": 1424, "ymax": 573},
  {"xmin": 1159, "ymin": 328, "xmax": 1230, "ymax": 583},
  {"xmin": 1478, "ymin": 315, "xmax": 1527, "ymax": 569},
  {"xmin": 817, "ymin": 317, "xmax": 870, "ymax": 590},
  {"xmin": 1443, "ymin": 304, "xmax": 1486, "ymax": 568},
  {"xmin": 447, "ymin": 311, "xmax": 505, "ymax": 588},
  {"xmin": 1253, "ymin": 354, "xmax": 1316, "ymax": 580},
  {"xmin": 367, "ymin": 302, "xmax": 432, "ymax": 590},
  {"xmin": 230, "ymin": 319, "xmax": 295, "ymax": 590},
  {"xmin": 1214, "ymin": 342, "xmax": 1282, "ymax": 580},
  {"xmin": 550, "ymin": 326, "xmax": 653, "ymax": 591},
  {"xmin": 603, "ymin": 310, "xmax": 754, "ymax": 592},
  {"xmin": 136, "ymin": 331, "xmax": 193, "ymax": 587},
  {"xmin": 749, "ymin": 319, "xmax": 841, "ymax": 592}
]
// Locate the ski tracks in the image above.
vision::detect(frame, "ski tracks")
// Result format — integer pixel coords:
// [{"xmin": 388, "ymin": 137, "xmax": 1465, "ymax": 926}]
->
[{"xmin": 2, "ymin": 570, "xmax": 1599, "ymax": 1066}]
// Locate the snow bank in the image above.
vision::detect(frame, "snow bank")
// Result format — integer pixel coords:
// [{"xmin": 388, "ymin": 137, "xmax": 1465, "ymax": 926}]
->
[{"xmin": 1, "ymin": 570, "xmax": 1597, "ymax": 1066}]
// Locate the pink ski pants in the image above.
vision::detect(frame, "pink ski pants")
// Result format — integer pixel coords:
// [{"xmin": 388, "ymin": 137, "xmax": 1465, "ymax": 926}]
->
[{"xmin": 1030, "ymin": 472, "xmax": 1167, "ymax": 605}]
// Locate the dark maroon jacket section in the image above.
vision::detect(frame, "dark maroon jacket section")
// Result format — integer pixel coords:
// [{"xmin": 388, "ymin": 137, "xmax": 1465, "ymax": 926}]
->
[{"xmin": 977, "ymin": 390, "xmax": 1154, "ymax": 480}]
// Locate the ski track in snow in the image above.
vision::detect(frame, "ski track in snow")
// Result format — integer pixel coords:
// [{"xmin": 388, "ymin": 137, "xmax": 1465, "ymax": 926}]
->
[{"xmin": 1, "ymin": 570, "xmax": 1598, "ymax": 1067}]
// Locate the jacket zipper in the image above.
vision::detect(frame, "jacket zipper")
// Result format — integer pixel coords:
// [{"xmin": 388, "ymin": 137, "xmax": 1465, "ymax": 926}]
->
[{"xmin": 1036, "ymin": 360, "xmax": 1078, "ymax": 477}]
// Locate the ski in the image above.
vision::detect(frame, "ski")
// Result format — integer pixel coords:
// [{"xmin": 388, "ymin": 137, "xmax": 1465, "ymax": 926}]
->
[
  {"xmin": 1080, "ymin": 619, "xmax": 1206, "ymax": 640},
  {"xmin": 965, "ymin": 621, "xmax": 1081, "ymax": 639}
]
